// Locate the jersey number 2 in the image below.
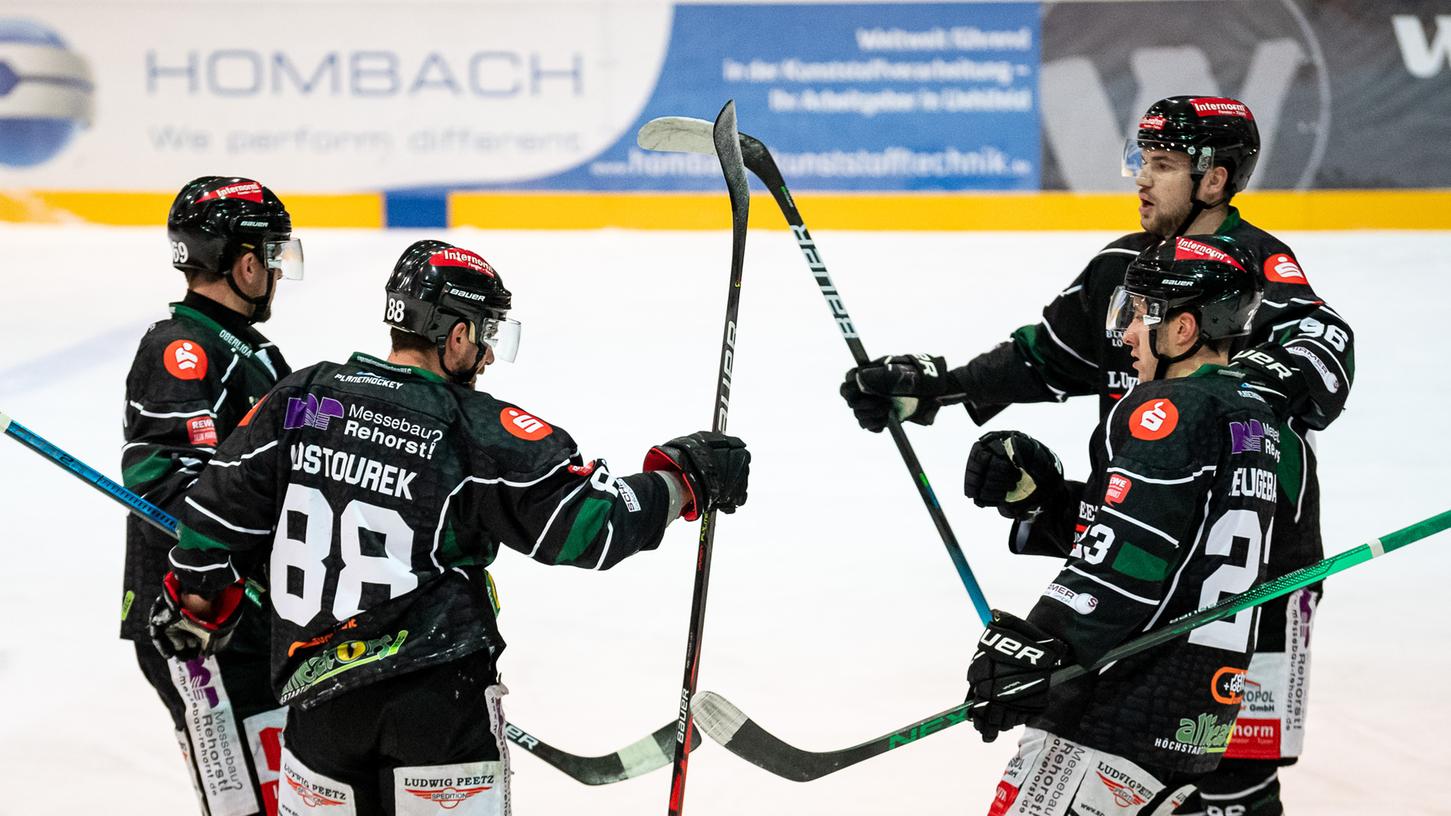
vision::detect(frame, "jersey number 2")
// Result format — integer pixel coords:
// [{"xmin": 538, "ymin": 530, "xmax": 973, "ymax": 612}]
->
[
  {"xmin": 1188, "ymin": 509, "xmax": 1266, "ymax": 653},
  {"xmin": 271, "ymin": 483, "xmax": 420, "ymax": 626}
]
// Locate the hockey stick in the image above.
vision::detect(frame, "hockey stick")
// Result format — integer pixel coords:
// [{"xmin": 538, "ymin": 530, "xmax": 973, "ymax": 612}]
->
[
  {"xmin": 663, "ymin": 100, "xmax": 750, "ymax": 816},
  {"xmin": 637, "ymin": 116, "xmax": 993, "ymax": 625},
  {"xmin": 690, "ymin": 507, "xmax": 1451, "ymax": 781},
  {"xmin": 0, "ymin": 409, "xmax": 696, "ymax": 784}
]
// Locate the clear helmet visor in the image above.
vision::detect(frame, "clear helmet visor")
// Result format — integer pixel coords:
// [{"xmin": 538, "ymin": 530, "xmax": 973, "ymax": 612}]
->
[
  {"xmin": 264, "ymin": 238, "xmax": 304, "ymax": 280},
  {"xmin": 1106, "ymin": 286, "xmax": 1170, "ymax": 338},
  {"xmin": 1121, "ymin": 140, "xmax": 1147, "ymax": 179},
  {"xmin": 476, "ymin": 315, "xmax": 521, "ymax": 363},
  {"xmin": 1123, "ymin": 139, "xmax": 1216, "ymax": 179}
]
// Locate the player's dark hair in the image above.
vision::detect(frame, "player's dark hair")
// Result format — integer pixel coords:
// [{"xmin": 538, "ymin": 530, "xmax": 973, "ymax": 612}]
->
[{"xmin": 390, "ymin": 327, "xmax": 435, "ymax": 355}]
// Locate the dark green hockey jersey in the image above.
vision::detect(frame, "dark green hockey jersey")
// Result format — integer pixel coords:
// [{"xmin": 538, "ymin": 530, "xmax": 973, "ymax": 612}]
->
[
  {"xmin": 171, "ymin": 352, "xmax": 679, "ymax": 708},
  {"xmin": 120, "ymin": 291, "xmax": 289, "ymax": 640},
  {"xmin": 1014, "ymin": 366, "xmax": 1280, "ymax": 775}
]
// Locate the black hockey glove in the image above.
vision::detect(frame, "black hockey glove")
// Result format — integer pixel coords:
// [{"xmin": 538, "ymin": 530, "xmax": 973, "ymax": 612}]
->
[
  {"xmin": 966, "ymin": 611, "xmax": 1069, "ymax": 743},
  {"xmin": 1230, "ymin": 343, "xmax": 1344, "ymax": 430},
  {"xmin": 644, "ymin": 431, "xmax": 750, "ymax": 521},
  {"xmin": 964, "ymin": 431, "xmax": 1065, "ymax": 520},
  {"xmin": 148, "ymin": 572, "xmax": 246, "ymax": 660},
  {"xmin": 840, "ymin": 354, "xmax": 963, "ymax": 432}
]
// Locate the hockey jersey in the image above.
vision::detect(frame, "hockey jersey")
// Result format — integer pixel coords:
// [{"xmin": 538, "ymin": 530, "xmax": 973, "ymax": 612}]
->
[
  {"xmin": 956, "ymin": 209, "xmax": 1352, "ymax": 640},
  {"xmin": 120, "ymin": 292, "xmax": 289, "ymax": 641},
  {"xmin": 1018, "ymin": 366, "xmax": 1280, "ymax": 775},
  {"xmin": 170, "ymin": 353, "xmax": 678, "ymax": 708}
]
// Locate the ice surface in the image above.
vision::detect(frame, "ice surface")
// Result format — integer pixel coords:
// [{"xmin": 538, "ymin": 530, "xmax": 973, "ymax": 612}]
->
[{"xmin": 1, "ymin": 224, "xmax": 1447, "ymax": 814}]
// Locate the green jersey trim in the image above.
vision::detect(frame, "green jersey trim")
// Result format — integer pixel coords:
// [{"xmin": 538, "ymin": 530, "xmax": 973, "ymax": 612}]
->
[
  {"xmin": 557, "ymin": 496, "xmax": 612, "ymax": 564},
  {"xmin": 177, "ymin": 522, "xmax": 234, "ymax": 552},
  {"xmin": 348, "ymin": 352, "xmax": 448, "ymax": 384}
]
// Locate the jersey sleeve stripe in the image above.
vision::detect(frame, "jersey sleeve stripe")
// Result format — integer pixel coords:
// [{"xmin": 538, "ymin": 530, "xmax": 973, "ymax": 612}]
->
[
  {"xmin": 1041, "ymin": 319, "xmax": 1099, "ymax": 369},
  {"xmin": 1100, "ymin": 505, "xmax": 1179, "ymax": 546},
  {"xmin": 591, "ymin": 520, "xmax": 616, "ymax": 570},
  {"xmin": 1096, "ymin": 248, "xmax": 1141, "ymax": 258},
  {"xmin": 219, "ymin": 353, "xmax": 240, "ymax": 384},
  {"xmin": 1143, "ymin": 494, "xmax": 1214, "ymax": 631},
  {"xmin": 128, "ymin": 401, "xmax": 215, "ymax": 420},
  {"xmin": 210, "ymin": 439, "xmax": 279, "ymax": 468},
  {"xmin": 184, "ymin": 496, "xmax": 273, "ymax": 535},
  {"xmin": 1105, "ymin": 465, "xmax": 1216, "ymax": 485},
  {"xmin": 527, "ymin": 475, "xmax": 593, "ymax": 558},
  {"xmin": 1066, "ymin": 565, "xmax": 1157, "ymax": 605}
]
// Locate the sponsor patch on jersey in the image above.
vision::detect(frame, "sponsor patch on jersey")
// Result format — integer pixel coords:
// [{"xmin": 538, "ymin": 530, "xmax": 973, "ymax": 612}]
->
[
  {"xmin": 1286, "ymin": 345, "xmax": 1340, "ymax": 392},
  {"xmin": 1263, "ymin": 253, "xmax": 1308, "ymax": 284},
  {"xmin": 1212, "ymin": 665, "xmax": 1247, "ymax": 704},
  {"xmin": 1129, "ymin": 398, "xmax": 1178, "ymax": 441},
  {"xmin": 987, "ymin": 780, "xmax": 1020, "ymax": 816},
  {"xmin": 567, "ymin": 460, "xmax": 598, "ymax": 477},
  {"xmin": 1189, "ymin": 97, "xmax": 1253, "ymax": 119},
  {"xmin": 430, "ymin": 247, "xmax": 497, "ymax": 276},
  {"xmin": 1096, "ymin": 768, "xmax": 1150, "ymax": 808},
  {"xmin": 164, "ymin": 339, "xmax": 208, "ymax": 380},
  {"xmin": 501, "ymin": 407, "xmax": 552, "ymax": 441},
  {"xmin": 284, "ymin": 394, "xmax": 345, "ymax": 431},
  {"xmin": 1173, "ymin": 237, "xmax": 1245, "ymax": 271},
  {"xmin": 195, "ymin": 179, "xmax": 263, "ymax": 203},
  {"xmin": 1043, "ymin": 583, "xmax": 1099, "ymax": 615},
  {"xmin": 1104, "ymin": 474, "xmax": 1132, "ymax": 506},
  {"xmin": 186, "ymin": 416, "xmax": 218, "ymax": 446}
]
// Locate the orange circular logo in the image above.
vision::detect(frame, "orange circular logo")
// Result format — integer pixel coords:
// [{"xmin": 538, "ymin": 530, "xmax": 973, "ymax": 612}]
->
[
  {"xmin": 501, "ymin": 407, "xmax": 552, "ymax": 441},
  {"xmin": 1129, "ymin": 398, "xmax": 1178, "ymax": 441},
  {"xmin": 163, "ymin": 339, "xmax": 208, "ymax": 380}
]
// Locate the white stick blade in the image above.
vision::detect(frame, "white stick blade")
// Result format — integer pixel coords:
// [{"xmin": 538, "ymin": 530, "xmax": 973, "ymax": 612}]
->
[
  {"xmin": 636, "ymin": 116, "xmax": 718, "ymax": 156},
  {"xmin": 692, "ymin": 690, "xmax": 748, "ymax": 743}
]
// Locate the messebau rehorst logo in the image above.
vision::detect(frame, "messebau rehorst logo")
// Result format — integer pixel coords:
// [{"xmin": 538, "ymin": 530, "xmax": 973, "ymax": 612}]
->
[{"xmin": 0, "ymin": 19, "xmax": 93, "ymax": 168}]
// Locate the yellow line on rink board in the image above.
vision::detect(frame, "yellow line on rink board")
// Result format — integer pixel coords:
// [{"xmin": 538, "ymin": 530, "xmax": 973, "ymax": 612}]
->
[{"xmin": 3, "ymin": 189, "xmax": 1449, "ymax": 230}]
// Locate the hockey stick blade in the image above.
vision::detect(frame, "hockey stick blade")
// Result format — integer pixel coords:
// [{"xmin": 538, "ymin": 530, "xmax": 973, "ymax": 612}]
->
[
  {"xmin": 637, "ymin": 116, "xmax": 716, "ymax": 156},
  {"xmin": 692, "ymin": 508, "xmax": 1451, "ymax": 781},
  {"xmin": 3, "ymin": 410, "xmax": 690, "ymax": 786},
  {"xmin": 509, "ymin": 720, "xmax": 702, "ymax": 785}
]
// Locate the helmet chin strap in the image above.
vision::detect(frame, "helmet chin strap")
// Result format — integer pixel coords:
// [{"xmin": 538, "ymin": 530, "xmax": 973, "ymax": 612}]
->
[
  {"xmin": 226, "ymin": 252, "xmax": 276, "ymax": 324},
  {"xmin": 436, "ymin": 320, "xmax": 487, "ymax": 386},
  {"xmin": 1148, "ymin": 324, "xmax": 1205, "ymax": 380}
]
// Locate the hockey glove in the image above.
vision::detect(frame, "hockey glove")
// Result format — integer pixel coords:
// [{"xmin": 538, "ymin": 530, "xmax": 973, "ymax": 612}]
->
[
  {"xmin": 840, "ymin": 354, "xmax": 963, "ymax": 432},
  {"xmin": 964, "ymin": 431, "xmax": 1065, "ymax": 520},
  {"xmin": 644, "ymin": 431, "xmax": 750, "ymax": 521},
  {"xmin": 148, "ymin": 572, "xmax": 246, "ymax": 660},
  {"xmin": 1230, "ymin": 343, "xmax": 1345, "ymax": 430},
  {"xmin": 967, "ymin": 611, "xmax": 1069, "ymax": 743}
]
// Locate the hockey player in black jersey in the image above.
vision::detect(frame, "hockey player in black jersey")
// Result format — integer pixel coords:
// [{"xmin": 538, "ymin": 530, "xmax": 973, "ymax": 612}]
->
[
  {"xmin": 965, "ymin": 236, "xmax": 1278, "ymax": 815},
  {"xmin": 122, "ymin": 176, "xmax": 301, "ymax": 815},
  {"xmin": 150, "ymin": 239, "xmax": 751, "ymax": 816},
  {"xmin": 843, "ymin": 96, "xmax": 1350, "ymax": 816}
]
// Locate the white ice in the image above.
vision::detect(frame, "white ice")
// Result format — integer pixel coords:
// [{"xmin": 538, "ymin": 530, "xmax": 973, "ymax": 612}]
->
[{"xmin": 1, "ymin": 223, "xmax": 1447, "ymax": 815}]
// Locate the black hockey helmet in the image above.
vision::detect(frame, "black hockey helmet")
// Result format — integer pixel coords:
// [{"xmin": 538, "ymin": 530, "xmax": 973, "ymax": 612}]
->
[
  {"xmin": 384, "ymin": 240, "xmax": 520, "ymax": 379},
  {"xmin": 1108, "ymin": 235, "xmax": 1262, "ymax": 377},
  {"xmin": 167, "ymin": 176, "xmax": 302, "ymax": 323},
  {"xmin": 1125, "ymin": 96, "xmax": 1261, "ymax": 196}
]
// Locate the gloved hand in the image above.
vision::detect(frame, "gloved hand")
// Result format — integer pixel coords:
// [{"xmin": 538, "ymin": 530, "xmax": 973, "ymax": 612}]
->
[
  {"xmin": 644, "ymin": 431, "xmax": 750, "ymax": 520},
  {"xmin": 148, "ymin": 572, "xmax": 246, "ymax": 660},
  {"xmin": 839, "ymin": 354, "xmax": 962, "ymax": 432},
  {"xmin": 966, "ymin": 611, "xmax": 1069, "ymax": 742},
  {"xmin": 963, "ymin": 431, "xmax": 1065, "ymax": 520}
]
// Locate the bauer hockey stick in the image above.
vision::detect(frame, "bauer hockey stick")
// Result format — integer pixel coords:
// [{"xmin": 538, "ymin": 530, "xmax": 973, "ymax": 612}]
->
[
  {"xmin": 637, "ymin": 116, "xmax": 993, "ymax": 625},
  {"xmin": 664, "ymin": 100, "xmax": 751, "ymax": 816},
  {"xmin": 0, "ymin": 408, "xmax": 697, "ymax": 784},
  {"xmin": 689, "ymin": 507, "xmax": 1451, "ymax": 781}
]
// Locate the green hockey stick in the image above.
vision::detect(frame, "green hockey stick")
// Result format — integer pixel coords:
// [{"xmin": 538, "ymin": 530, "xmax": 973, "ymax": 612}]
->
[{"xmin": 692, "ymin": 508, "xmax": 1451, "ymax": 781}]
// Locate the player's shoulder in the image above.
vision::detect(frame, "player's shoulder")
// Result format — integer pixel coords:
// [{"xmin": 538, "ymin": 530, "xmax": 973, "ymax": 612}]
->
[
  {"xmin": 127, "ymin": 310, "xmax": 230, "ymax": 391},
  {"xmin": 457, "ymin": 390, "xmax": 580, "ymax": 475},
  {"xmin": 1109, "ymin": 370, "xmax": 1271, "ymax": 468},
  {"xmin": 1097, "ymin": 231, "xmax": 1158, "ymax": 257}
]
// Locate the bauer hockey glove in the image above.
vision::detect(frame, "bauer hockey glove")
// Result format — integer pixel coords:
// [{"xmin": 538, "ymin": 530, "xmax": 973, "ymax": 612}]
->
[
  {"xmin": 966, "ymin": 611, "xmax": 1069, "ymax": 743},
  {"xmin": 644, "ymin": 431, "xmax": 750, "ymax": 521},
  {"xmin": 963, "ymin": 431, "xmax": 1066, "ymax": 520},
  {"xmin": 148, "ymin": 572, "xmax": 247, "ymax": 660},
  {"xmin": 840, "ymin": 354, "xmax": 964, "ymax": 432}
]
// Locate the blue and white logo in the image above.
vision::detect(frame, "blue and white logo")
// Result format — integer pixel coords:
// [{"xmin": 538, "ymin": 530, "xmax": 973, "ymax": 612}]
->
[{"xmin": 0, "ymin": 19, "xmax": 93, "ymax": 168}]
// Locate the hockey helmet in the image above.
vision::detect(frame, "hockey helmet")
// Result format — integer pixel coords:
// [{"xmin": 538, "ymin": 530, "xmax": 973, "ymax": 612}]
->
[
  {"xmin": 1122, "ymin": 96, "xmax": 1261, "ymax": 196},
  {"xmin": 384, "ymin": 240, "xmax": 520, "ymax": 364}
]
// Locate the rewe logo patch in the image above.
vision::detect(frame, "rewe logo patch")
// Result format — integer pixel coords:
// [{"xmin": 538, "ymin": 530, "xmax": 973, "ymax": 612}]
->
[
  {"xmin": 164, "ymin": 339, "xmax": 208, "ymax": 380},
  {"xmin": 1105, "ymin": 474, "xmax": 1132, "ymax": 506},
  {"xmin": 1264, "ymin": 253, "xmax": 1308, "ymax": 284},
  {"xmin": 501, "ymin": 407, "xmax": 552, "ymax": 441},
  {"xmin": 1130, "ymin": 399, "xmax": 1179, "ymax": 441}
]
